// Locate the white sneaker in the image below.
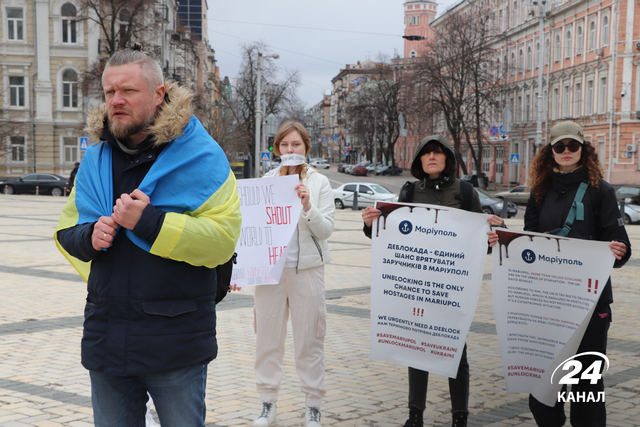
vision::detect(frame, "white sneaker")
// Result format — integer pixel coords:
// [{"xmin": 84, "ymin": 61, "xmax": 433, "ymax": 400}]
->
[
  {"xmin": 252, "ymin": 402, "xmax": 277, "ymax": 427},
  {"xmin": 305, "ymin": 407, "xmax": 322, "ymax": 427}
]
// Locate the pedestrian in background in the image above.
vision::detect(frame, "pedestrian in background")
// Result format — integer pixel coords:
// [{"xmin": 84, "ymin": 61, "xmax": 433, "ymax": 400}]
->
[
  {"xmin": 69, "ymin": 161, "xmax": 80, "ymax": 188},
  {"xmin": 54, "ymin": 44, "xmax": 241, "ymax": 427},
  {"xmin": 233, "ymin": 121, "xmax": 334, "ymax": 427},
  {"xmin": 362, "ymin": 135, "xmax": 504, "ymax": 427},
  {"xmin": 524, "ymin": 121, "xmax": 631, "ymax": 427}
]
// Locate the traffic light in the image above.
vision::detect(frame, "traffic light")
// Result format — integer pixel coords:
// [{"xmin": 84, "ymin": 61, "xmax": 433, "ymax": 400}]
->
[
  {"xmin": 362, "ymin": 151, "xmax": 365, "ymax": 156},
  {"xmin": 268, "ymin": 136, "xmax": 274, "ymax": 152}
]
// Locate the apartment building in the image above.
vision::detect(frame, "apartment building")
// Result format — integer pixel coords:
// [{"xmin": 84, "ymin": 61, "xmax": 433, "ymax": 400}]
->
[
  {"xmin": 1, "ymin": 0, "xmax": 213, "ymax": 179},
  {"xmin": 426, "ymin": 0, "xmax": 640, "ymax": 185}
]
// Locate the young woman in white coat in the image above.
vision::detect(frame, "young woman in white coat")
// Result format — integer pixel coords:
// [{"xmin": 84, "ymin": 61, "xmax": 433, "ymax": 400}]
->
[{"xmin": 234, "ymin": 121, "xmax": 335, "ymax": 427}]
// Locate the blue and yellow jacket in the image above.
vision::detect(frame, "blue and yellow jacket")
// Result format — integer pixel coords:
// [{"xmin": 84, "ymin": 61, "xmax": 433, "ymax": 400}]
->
[{"xmin": 54, "ymin": 81, "xmax": 241, "ymax": 376}]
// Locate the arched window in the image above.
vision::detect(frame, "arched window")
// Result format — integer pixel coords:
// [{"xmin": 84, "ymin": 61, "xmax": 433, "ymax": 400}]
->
[
  {"xmin": 62, "ymin": 69, "xmax": 78, "ymax": 108},
  {"xmin": 545, "ymin": 37, "xmax": 550, "ymax": 65},
  {"xmin": 511, "ymin": 52, "xmax": 515, "ymax": 75},
  {"xmin": 61, "ymin": 3, "xmax": 77, "ymax": 44},
  {"xmin": 410, "ymin": 51, "xmax": 417, "ymax": 58},
  {"xmin": 576, "ymin": 26, "xmax": 583, "ymax": 55},
  {"xmin": 535, "ymin": 42, "xmax": 540, "ymax": 68},
  {"xmin": 589, "ymin": 20, "xmax": 596, "ymax": 50},
  {"xmin": 555, "ymin": 34, "xmax": 561, "ymax": 61},
  {"xmin": 526, "ymin": 46, "xmax": 531, "ymax": 70},
  {"xmin": 566, "ymin": 30, "xmax": 571, "ymax": 58},
  {"xmin": 119, "ymin": 9, "xmax": 131, "ymax": 23},
  {"xmin": 602, "ymin": 16, "xmax": 609, "ymax": 46}
]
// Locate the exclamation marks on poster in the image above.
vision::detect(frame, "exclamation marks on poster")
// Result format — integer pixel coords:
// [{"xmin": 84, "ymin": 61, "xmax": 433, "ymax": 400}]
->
[
  {"xmin": 588, "ymin": 278, "xmax": 599, "ymax": 294},
  {"xmin": 413, "ymin": 307, "xmax": 424, "ymax": 317}
]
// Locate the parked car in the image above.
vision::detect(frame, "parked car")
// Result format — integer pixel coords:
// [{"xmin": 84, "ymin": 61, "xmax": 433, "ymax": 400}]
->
[
  {"xmin": 333, "ymin": 183, "xmax": 398, "ymax": 209},
  {"xmin": 494, "ymin": 185, "xmax": 531, "ymax": 204},
  {"xmin": 366, "ymin": 163, "xmax": 378, "ymax": 174},
  {"xmin": 618, "ymin": 202, "xmax": 640, "ymax": 225},
  {"xmin": 337, "ymin": 163, "xmax": 347, "ymax": 173},
  {"xmin": 460, "ymin": 172, "xmax": 489, "ymax": 187},
  {"xmin": 353, "ymin": 162, "xmax": 370, "ymax": 176},
  {"xmin": 475, "ymin": 188, "xmax": 517, "ymax": 218},
  {"xmin": 616, "ymin": 185, "xmax": 640, "ymax": 205},
  {"xmin": 345, "ymin": 165, "xmax": 356, "ymax": 175},
  {"xmin": 0, "ymin": 173, "xmax": 70, "ymax": 196},
  {"xmin": 378, "ymin": 165, "xmax": 403, "ymax": 176},
  {"xmin": 310, "ymin": 160, "xmax": 330, "ymax": 169}
]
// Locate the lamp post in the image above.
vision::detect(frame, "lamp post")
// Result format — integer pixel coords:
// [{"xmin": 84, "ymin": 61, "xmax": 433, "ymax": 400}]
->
[{"xmin": 254, "ymin": 52, "xmax": 279, "ymax": 177}]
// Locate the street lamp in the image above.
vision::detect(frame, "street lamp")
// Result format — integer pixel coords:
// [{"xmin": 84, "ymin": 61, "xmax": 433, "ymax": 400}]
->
[{"xmin": 254, "ymin": 52, "xmax": 279, "ymax": 177}]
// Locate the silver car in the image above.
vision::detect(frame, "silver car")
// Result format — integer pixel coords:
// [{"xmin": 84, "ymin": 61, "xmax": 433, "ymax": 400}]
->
[
  {"xmin": 494, "ymin": 185, "xmax": 530, "ymax": 204},
  {"xmin": 332, "ymin": 183, "xmax": 398, "ymax": 209}
]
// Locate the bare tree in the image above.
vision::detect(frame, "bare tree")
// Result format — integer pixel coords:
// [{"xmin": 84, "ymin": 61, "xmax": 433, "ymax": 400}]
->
[
  {"xmin": 414, "ymin": 8, "xmax": 506, "ymax": 187},
  {"xmin": 344, "ymin": 59, "xmax": 412, "ymax": 168},
  {"xmin": 221, "ymin": 42, "xmax": 302, "ymax": 155}
]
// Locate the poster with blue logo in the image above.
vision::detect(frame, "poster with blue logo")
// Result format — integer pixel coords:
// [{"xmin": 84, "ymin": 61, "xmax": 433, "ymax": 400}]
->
[
  {"xmin": 369, "ymin": 201, "xmax": 490, "ymax": 378},
  {"xmin": 491, "ymin": 229, "xmax": 614, "ymax": 405}
]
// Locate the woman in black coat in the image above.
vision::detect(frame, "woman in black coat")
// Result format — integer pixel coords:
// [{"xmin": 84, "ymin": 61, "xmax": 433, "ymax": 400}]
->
[{"xmin": 524, "ymin": 121, "xmax": 630, "ymax": 427}]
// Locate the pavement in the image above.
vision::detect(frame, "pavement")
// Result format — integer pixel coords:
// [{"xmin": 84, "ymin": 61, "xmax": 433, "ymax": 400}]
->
[{"xmin": 1, "ymin": 194, "xmax": 639, "ymax": 427}]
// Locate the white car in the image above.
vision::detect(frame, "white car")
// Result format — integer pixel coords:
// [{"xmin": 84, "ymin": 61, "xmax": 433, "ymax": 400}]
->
[
  {"xmin": 310, "ymin": 160, "xmax": 330, "ymax": 169},
  {"xmin": 332, "ymin": 183, "xmax": 398, "ymax": 209},
  {"xmin": 619, "ymin": 202, "xmax": 640, "ymax": 225},
  {"xmin": 494, "ymin": 185, "xmax": 531, "ymax": 204}
]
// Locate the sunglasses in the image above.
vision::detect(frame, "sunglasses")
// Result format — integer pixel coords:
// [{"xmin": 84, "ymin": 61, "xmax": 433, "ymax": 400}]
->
[{"xmin": 552, "ymin": 141, "xmax": 582, "ymax": 154}]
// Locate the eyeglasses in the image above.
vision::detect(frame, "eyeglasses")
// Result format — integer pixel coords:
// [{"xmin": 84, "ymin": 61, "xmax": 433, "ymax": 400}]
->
[{"xmin": 552, "ymin": 141, "xmax": 582, "ymax": 154}]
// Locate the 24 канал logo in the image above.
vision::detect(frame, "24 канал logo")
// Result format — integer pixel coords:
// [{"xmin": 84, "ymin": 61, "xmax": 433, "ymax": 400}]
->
[{"xmin": 551, "ymin": 352, "xmax": 610, "ymax": 403}]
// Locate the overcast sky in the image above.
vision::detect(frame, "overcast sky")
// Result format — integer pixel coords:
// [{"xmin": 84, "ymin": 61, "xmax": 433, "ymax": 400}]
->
[{"xmin": 207, "ymin": 0, "xmax": 459, "ymax": 109}]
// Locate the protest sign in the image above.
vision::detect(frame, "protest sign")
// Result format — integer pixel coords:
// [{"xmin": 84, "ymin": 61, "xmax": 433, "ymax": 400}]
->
[
  {"xmin": 491, "ymin": 229, "xmax": 615, "ymax": 405},
  {"xmin": 232, "ymin": 175, "xmax": 301, "ymax": 287},
  {"xmin": 370, "ymin": 201, "xmax": 490, "ymax": 377}
]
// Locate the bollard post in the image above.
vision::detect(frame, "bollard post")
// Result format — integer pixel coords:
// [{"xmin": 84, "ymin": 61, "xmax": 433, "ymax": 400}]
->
[
  {"xmin": 500, "ymin": 197, "xmax": 509, "ymax": 219},
  {"xmin": 36, "ymin": 186, "xmax": 39, "ymax": 196},
  {"xmin": 352, "ymin": 190, "xmax": 359, "ymax": 211},
  {"xmin": 620, "ymin": 198, "xmax": 626, "ymax": 222}
]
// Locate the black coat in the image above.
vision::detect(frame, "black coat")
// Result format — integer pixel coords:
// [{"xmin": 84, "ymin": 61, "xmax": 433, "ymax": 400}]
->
[{"xmin": 524, "ymin": 168, "xmax": 631, "ymax": 323}]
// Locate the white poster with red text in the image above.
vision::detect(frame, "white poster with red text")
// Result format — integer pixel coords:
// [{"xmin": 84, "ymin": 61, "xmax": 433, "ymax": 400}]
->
[
  {"xmin": 491, "ymin": 229, "xmax": 615, "ymax": 406},
  {"xmin": 232, "ymin": 175, "xmax": 301, "ymax": 287},
  {"xmin": 369, "ymin": 201, "xmax": 490, "ymax": 378}
]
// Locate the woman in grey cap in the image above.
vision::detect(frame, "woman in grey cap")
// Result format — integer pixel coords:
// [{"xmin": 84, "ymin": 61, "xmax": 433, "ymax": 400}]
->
[
  {"xmin": 525, "ymin": 121, "xmax": 631, "ymax": 427},
  {"xmin": 362, "ymin": 135, "xmax": 505, "ymax": 427}
]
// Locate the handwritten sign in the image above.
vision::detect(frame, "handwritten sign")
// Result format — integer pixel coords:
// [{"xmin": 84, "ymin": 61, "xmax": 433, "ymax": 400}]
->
[{"xmin": 233, "ymin": 175, "xmax": 301, "ymax": 286}]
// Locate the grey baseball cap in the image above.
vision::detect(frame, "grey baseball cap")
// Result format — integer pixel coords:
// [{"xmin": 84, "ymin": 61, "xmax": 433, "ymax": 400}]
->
[{"xmin": 549, "ymin": 121, "xmax": 584, "ymax": 146}]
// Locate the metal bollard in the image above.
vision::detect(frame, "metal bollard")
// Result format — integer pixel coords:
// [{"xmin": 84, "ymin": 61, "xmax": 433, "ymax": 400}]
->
[
  {"xmin": 620, "ymin": 198, "xmax": 626, "ymax": 221},
  {"xmin": 500, "ymin": 197, "xmax": 509, "ymax": 219},
  {"xmin": 352, "ymin": 191, "xmax": 359, "ymax": 211},
  {"xmin": 36, "ymin": 186, "xmax": 39, "ymax": 196}
]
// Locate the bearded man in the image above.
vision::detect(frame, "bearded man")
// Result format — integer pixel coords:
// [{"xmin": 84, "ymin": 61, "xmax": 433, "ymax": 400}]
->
[{"xmin": 54, "ymin": 45, "xmax": 241, "ymax": 426}]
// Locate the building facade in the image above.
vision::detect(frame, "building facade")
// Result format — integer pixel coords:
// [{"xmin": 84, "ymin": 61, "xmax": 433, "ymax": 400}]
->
[{"xmin": 1, "ymin": 0, "xmax": 214, "ymax": 180}]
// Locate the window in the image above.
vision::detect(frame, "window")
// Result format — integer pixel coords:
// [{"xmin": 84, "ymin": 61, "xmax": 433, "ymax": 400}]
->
[
  {"xmin": 511, "ymin": 52, "xmax": 515, "ymax": 75},
  {"xmin": 545, "ymin": 37, "xmax": 550, "ymax": 65},
  {"xmin": 563, "ymin": 85, "xmax": 570, "ymax": 117},
  {"xmin": 589, "ymin": 20, "xmax": 596, "ymax": 50},
  {"xmin": 553, "ymin": 88, "xmax": 559, "ymax": 120},
  {"xmin": 506, "ymin": 5, "xmax": 510, "ymax": 29},
  {"xmin": 410, "ymin": 50, "xmax": 417, "ymax": 58},
  {"xmin": 7, "ymin": 8, "xmax": 24, "ymax": 41},
  {"xmin": 602, "ymin": 16, "xmax": 609, "ymax": 46},
  {"xmin": 566, "ymin": 31, "xmax": 571, "ymax": 58},
  {"xmin": 498, "ymin": 10, "xmax": 502, "ymax": 32},
  {"xmin": 9, "ymin": 76, "xmax": 25, "ymax": 107},
  {"xmin": 525, "ymin": 94, "xmax": 530, "ymax": 121},
  {"xmin": 10, "ymin": 136, "xmax": 25, "ymax": 162},
  {"xmin": 577, "ymin": 26, "xmax": 583, "ymax": 55},
  {"xmin": 574, "ymin": 83, "xmax": 581, "ymax": 116},
  {"xmin": 62, "ymin": 69, "xmax": 78, "ymax": 108},
  {"xmin": 599, "ymin": 77, "xmax": 607, "ymax": 113},
  {"xmin": 518, "ymin": 49, "xmax": 523, "ymax": 71},
  {"xmin": 535, "ymin": 42, "xmax": 540, "ymax": 68},
  {"xmin": 517, "ymin": 96, "xmax": 522, "ymax": 122},
  {"xmin": 61, "ymin": 3, "xmax": 77, "ymax": 44},
  {"xmin": 526, "ymin": 46, "xmax": 531, "ymax": 70},
  {"xmin": 482, "ymin": 147, "xmax": 491, "ymax": 173},
  {"xmin": 496, "ymin": 146, "xmax": 504, "ymax": 174},
  {"xmin": 512, "ymin": 1, "xmax": 517, "ymax": 27},
  {"xmin": 555, "ymin": 34, "xmax": 561, "ymax": 61},
  {"xmin": 585, "ymin": 80, "xmax": 593, "ymax": 116}
]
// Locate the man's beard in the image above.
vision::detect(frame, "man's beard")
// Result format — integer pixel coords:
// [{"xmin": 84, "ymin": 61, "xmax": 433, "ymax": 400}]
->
[{"xmin": 109, "ymin": 111, "xmax": 156, "ymax": 141}]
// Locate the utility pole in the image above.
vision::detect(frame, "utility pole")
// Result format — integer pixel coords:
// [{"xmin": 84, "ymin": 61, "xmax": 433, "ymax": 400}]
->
[{"xmin": 254, "ymin": 52, "xmax": 279, "ymax": 177}]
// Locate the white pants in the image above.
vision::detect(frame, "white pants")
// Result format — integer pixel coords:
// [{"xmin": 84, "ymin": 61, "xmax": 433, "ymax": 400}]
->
[{"xmin": 254, "ymin": 266, "xmax": 327, "ymax": 408}]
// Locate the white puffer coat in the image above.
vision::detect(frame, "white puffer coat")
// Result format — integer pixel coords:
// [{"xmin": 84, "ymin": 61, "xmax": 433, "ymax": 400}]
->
[{"xmin": 265, "ymin": 166, "xmax": 334, "ymax": 269}]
